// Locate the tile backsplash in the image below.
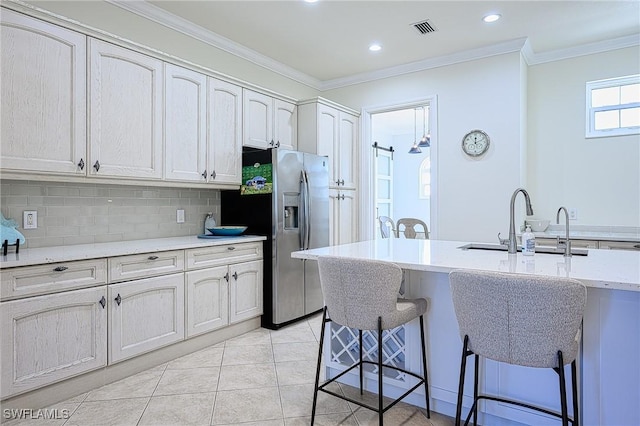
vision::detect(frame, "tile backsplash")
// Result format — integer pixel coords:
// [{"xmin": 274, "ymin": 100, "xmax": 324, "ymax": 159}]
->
[{"xmin": 0, "ymin": 180, "xmax": 221, "ymax": 248}]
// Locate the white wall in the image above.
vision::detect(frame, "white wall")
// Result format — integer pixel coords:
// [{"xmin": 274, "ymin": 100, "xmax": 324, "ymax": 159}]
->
[
  {"xmin": 527, "ymin": 47, "xmax": 640, "ymax": 226},
  {"xmin": 326, "ymin": 53, "xmax": 526, "ymax": 242}
]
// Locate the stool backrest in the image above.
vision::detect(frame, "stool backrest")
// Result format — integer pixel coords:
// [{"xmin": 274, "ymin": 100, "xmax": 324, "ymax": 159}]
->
[
  {"xmin": 318, "ymin": 256, "xmax": 402, "ymax": 331},
  {"xmin": 397, "ymin": 218, "xmax": 429, "ymax": 239},
  {"xmin": 378, "ymin": 216, "xmax": 396, "ymax": 238},
  {"xmin": 449, "ymin": 270, "xmax": 587, "ymax": 368}
]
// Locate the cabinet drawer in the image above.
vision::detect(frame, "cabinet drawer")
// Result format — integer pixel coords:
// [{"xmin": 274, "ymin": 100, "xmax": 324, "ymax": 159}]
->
[
  {"xmin": 1, "ymin": 259, "xmax": 107, "ymax": 301},
  {"xmin": 599, "ymin": 240, "xmax": 640, "ymax": 251},
  {"xmin": 186, "ymin": 242, "xmax": 263, "ymax": 270},
  {"xmin": 109, "ymin": 250, "xmax": 184, "ymax": 283}
]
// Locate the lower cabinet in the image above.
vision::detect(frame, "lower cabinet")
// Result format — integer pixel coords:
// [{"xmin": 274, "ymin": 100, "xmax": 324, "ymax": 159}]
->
[
  {"xmin": 186, "ymin": 266, "xmax": 229, "ymax": 337},
  {"xmin": 108, "ymin": 273, "xmax": 185, "ymax": 363},
  {"xmin": 0, "ymin": 286, "xmax": 108, "ymax": 398},
  {"xmin": 229, "ymin": 260, "xmax": 263, "ymax": 324}
]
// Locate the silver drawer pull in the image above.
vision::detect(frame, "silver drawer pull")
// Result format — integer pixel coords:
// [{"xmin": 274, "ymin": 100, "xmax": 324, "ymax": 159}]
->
[
  {"xmin": 147, "ymin": 256, "xmax": 159, "ymax": 260},
  {"xmin": 227, "ymin": 247, "xmax": 235, "ymax": 251},
  {"xmin": 53, "ymin": 266, "xmax": 68, "ymax": 272},
  {"xmin": 634, "ymin": 244, "xmax": 640, "ymax": 250}
]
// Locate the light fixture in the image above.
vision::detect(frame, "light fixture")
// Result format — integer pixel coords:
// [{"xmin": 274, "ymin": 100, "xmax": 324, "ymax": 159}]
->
[
  {"xmin": 483, "ymin": 13, "xmax": 501, "ymax": 23},
  {"xmin": 369, "ymin": 43, "xmax": 382, "ymax": 52},
  {"xmin": 418, "ymin": 106, "xmax": 430, "ymax": 148},
  {"xmin": 408, "ymin": 108, "xmax": 422, "ymax": 154}
]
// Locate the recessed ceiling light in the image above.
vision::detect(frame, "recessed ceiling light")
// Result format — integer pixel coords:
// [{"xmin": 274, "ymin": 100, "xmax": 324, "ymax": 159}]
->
[
  {"xmin": 483, "ymin": 14, "xmax": 501, "ymax": 23},
  {"xmin": 369, "ymin": 43, "xmax": 382, "ymax": 52}
]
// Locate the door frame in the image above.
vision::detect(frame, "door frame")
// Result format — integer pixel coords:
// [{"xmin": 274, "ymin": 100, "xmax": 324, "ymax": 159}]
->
[{"xmin": 359, "ymin": 96, "xmax": 439, "ymax": 241}]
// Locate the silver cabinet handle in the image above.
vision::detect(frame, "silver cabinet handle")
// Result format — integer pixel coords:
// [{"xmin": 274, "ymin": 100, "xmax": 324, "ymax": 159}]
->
[
  {"xmin": 93, "ymin": 160, "xmax": 100, "ymax": 172},
  {"xmin": 115, "ymin": 293, "xmax": 121, "ymax": 306},
  {"xmin": 147, "ymin": 255, "xmax": 159, "ymax": 260},
  {"xmin": 634, "ymin": 244, "xmax": 640, "ymax": 250},
  {"xmin": 275, "ymin": 140, "xmax": 280, "ymax": 148},
  {"xmin": 211, "ymin": 170, "xmax": 216, "ymax": 179},
  {"xmin": 227, "ymin": 246, "xmax": 235, "ymax": 251},
  {"xmin": 224, "ymin": 272, "xmax": 229, "ymax": 282},
  {"xmin": 202, "ymin": 170, "xmax": 207, "ymax": 179},
  {"xmin": 78, "ymin": 158, "xmax": 85, "ymax": 170},
  {"xmin": 99, "ymin": 296, "xmax": 106, "ymax": 309},
  {"xmin": 53, "ymin": 266, "xmax": 68, "ymax": 272},
  {"xmin": 232, "ymin": 271, "xmax": 238, "ymax": 280}
]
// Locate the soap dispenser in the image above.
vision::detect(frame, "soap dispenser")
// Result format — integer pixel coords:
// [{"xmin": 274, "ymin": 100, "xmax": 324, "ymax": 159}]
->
[
  {"xmin": 204, "ymin": 213, "xmax": 216, "ymax": 235},
  {"xmin": 522, "ymin": 225, "xmax": 535, "ymax": 256}
]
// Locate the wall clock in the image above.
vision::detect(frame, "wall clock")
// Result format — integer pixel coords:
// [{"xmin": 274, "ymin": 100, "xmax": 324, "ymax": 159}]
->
[{"xmin": 462, "ymin": 129, "xmax": 490, "ymax": 157}]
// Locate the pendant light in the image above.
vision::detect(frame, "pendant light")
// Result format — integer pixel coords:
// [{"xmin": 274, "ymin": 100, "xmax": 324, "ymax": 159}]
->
[
  {"xmin": 418, "ymin": 106, "xmax": 431, "ymax": 148},
  {"xmin": 408, "ymin": 108, "xmax": 422, "ymax": 154}
]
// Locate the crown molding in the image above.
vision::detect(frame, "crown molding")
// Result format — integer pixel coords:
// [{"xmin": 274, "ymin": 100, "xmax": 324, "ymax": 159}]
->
[
  {"xmin": 525, "ymin": 34, "xmax": 640, "ymax": 66},
  {"xmin": 106, "ymin": 0, "xmax": 323, "ymax": 90}
]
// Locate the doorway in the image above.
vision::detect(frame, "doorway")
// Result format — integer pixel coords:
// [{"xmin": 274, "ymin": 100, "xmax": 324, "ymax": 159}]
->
[{"xmin": 362, "ymin": 97, "xmax": 438, "ymax": 241}]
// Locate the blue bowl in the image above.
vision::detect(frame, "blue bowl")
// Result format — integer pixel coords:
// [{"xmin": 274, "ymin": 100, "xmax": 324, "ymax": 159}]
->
[{"xmin": 207, "ymin": 226, "xmax": 248, "ymax": 236}]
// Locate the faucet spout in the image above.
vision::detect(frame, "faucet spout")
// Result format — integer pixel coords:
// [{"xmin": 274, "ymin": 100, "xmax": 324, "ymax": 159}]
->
[
  {"xmin": 556, "ymin": 206, "xmax": 572, "ymax": 257},
  {"xmin": 507, "ymin": 188, "xmax": 534, "ymax": 254}
]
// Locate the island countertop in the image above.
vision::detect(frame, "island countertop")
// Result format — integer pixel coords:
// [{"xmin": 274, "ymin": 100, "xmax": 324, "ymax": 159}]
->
[{"xmin": 291, "ymin": 239, "xmax": 640, "ymax": 293}]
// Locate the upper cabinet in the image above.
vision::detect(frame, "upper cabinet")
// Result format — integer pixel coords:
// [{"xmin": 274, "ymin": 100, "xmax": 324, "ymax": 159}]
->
[
  {"xmin": 298, "ymin": 99, "xmax": 359, "ymax": 189},
  {"xmin": 243, "ymin": 89, "xmax": 297, "ymax": 150},
  {"xmin": 208, "ymin": 78, "xmax": 243, "ymax": 184},
  {"xmin": 0, "ymin": 10, "xmax": 87, "ymax": 176},
  {"xmin": 164, "ymin": 63, "xmax": 207, "ymax": 182},
  {"xmin": 88, "ymin": 39, "xmax": 163, "ymax": 180}
]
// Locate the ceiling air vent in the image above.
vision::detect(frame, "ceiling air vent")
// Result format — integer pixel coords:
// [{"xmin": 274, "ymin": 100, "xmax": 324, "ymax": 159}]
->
[{"xmin": 412, "ymin": 20, "xmax": 437, "ymax": 35}]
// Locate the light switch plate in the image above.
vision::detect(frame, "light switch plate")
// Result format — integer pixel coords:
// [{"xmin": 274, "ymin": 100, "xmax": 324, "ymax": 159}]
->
[
  {"xmin": 23, "ymin": 211, "xmax": 38, "ymax": 229},
  {"xmin": 176, "ymin": 209, "xmax": 185, "ymax": 223}
]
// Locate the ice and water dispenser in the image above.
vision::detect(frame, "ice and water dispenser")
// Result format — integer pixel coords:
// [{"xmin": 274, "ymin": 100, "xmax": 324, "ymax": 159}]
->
[{"xmin": 283, "ymin": 193, "xmax": 299, "ymax": 230}]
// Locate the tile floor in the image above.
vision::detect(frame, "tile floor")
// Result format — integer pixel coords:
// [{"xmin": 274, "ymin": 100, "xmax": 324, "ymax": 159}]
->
[{"xmin": 5, "ymin": 314, "xmax": 454, "ymax": 426}]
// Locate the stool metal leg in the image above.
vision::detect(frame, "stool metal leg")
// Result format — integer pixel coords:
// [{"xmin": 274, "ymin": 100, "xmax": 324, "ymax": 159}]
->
[
  {"xmin": 557, "ymin": 351, "xmax": 569, "ymax": 426},
  {"xmin": 419, "ymin": 315, "xmax": 430, "ymax": 418},
  {"xmin": 571, "ymin": 360, "xmax": 579, "ymax": 426},
  {"xmin": 473, "ymin": 354, "xmax": 479, "ymax": 426},
  {"xmin": 455, "ymin": 335, "xmax": 469, "ymax": 426},
  {"xmin": 378, "ymin": 316, "xmax": 384, "ymax": 426},
  {"xmin": 311, "ymin": 307, "xmax": 328, "ymax": 426},
  {"xmin": 359, "ymin": 329, "xmax": 364, "ymax": 395}
]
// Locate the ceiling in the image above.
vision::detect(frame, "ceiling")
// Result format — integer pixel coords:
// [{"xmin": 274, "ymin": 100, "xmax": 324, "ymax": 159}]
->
[{"xmin": 111, "ymin": 0, "xmax": 640, "ymax": 89}]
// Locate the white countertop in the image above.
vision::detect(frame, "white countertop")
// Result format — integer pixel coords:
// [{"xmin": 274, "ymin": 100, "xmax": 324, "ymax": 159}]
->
[
  {"xmin": 0, "ymin": 235, "xmax": 267, "ymax": 268},
  {"xmin": 291, "ymin": 239, "xmax": 640, "ymax": 293}
]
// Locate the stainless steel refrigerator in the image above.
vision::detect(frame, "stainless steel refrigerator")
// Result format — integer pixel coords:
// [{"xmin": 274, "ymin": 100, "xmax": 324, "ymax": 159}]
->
[{"xmin": 221, "ymin": 148, "xmax": 329, "ymax": 329}]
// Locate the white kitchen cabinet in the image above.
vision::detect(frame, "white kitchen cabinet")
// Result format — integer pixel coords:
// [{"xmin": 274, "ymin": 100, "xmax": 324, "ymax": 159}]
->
[
  {"xmin": 243, "ymin": 89, "xmax": 297, "ymax": 150},
  {"xmin": 208, "ymin": 78, "xmax": 243, "ymax": 184},
  {"xmin": 88, "ymin": 39, "xmax": 163, "ymax": 180},
  {"xmin": 229, "ymin": 260, "xmax": 263, "ymax": 324},
  {"xmin": 536, "ymin": 237, "xmax": 598, "ymax": 249},
  {"xmin": 186, "ymin": 266, "xmax": 229, "ymax": 337},
  {"xmin": 108, "ymin": 273, "xmax": 185, "ymax": 363},
  {"xmin": 298, "ymin": 99, "xmax": 359, "ymax": 189},
  {"xmin": 164, "ymin": 63, "xmax": 207, "ymax": 182},
  {"xmin": 0, "ymin": 10, "xmax": 87, "ymax": 176},
  {"xmin": 329, "ymin": 188, "xmax": 357, "ymax": 246},
  {"xmin": 0, "ymin": 286, "xmax": 107, "ymax": 398}
]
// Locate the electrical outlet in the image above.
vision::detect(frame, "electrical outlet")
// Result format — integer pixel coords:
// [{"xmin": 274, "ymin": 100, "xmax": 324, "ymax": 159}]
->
[
  {"xmin": 23, "ymin": 211, "xmax": 38, "ymax": 229},
  {"xmin": 176, "ymin": 209, "xmax": 185, "ymax": 223},
  {"xmin": 569, "ymin": 208, "xmax": 578, "ymax": 220}
]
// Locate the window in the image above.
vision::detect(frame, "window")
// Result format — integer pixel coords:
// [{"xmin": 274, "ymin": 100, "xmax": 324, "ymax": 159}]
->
[
  {"xmin": 586, "ymin": 75, "xmax": 640, "ymax": 138},
  {"xmin": 419, "ymin": 157, "xmax": 430, "ymax": 199}
]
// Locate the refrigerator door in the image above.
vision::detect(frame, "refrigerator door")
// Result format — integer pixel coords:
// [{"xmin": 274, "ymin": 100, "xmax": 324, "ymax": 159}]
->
[
  {"xmin": 303, "ymin": 153, "xmax": 330, "ymax": 314},
  {"xmin": 273, "ymin": 149, "xmax": 305, "ymax": 325}
]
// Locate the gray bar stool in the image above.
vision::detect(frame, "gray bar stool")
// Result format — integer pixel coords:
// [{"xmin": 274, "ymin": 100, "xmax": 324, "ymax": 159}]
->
[
  {"xmin": 449, "ymin": 270, "xmax": 587, "ymax": 426},
  {"xmin": 311, "ymin": 256, "xmax": 430, "ymax": 425}
]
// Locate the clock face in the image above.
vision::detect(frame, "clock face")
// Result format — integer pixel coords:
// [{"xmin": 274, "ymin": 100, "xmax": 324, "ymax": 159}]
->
[{"xmin": 462, "ymin": 130, "xmax": 490, "ymax": 157}]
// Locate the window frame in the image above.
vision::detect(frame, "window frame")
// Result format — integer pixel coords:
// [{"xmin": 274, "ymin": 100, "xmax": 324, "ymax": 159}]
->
[{"xmin": 585, "ymin": 74, "xmax": 640, "ymax": 138}]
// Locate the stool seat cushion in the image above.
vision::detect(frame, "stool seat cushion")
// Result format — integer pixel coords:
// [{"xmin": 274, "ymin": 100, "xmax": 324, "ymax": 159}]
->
[{"xmin": 318, "ymin": 256, "xmax": 428, "ymax": 331}]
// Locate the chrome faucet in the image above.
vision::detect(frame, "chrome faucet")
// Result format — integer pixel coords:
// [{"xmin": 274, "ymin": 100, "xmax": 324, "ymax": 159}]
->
[
  {"xmin": 556, "ymin": 207, "xmax": 572, "ymax": 257},
  {"xmin": 498, "ymin": 188, "xmax": 534, "ymax": 254}
]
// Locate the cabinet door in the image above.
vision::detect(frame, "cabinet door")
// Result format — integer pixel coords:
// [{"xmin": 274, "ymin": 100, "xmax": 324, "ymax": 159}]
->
[
  {"xmin": 164, "ymin": 63, "xmax": 207, "ymax": 182},
  {"xmin": 229, "ymin": 260, "xmax": 263, "ymax": 324},
  {"xmin": 243, "ymin": 89, "xmax": 272, "ymax": 149},
  {"xmin": 89, "ymin": 39, "xmax": 163, "ymax": 179},
  {"xmin": 0, "ymin": 286, "xmax": 107, "ymax": 398},
  {"xmin": 208, "ymin": 78, "xmax": 242, "ymax": 184},
  {"xmin": 109, "ymin": 273, "xmax": 184, "ymax": 363},
  {"xmin": 186, "ymin": 266, "xmax": 229, "ymax": 337},
  {"xmin": 329, "ymin": 189, "xmax": 357, "ymax": 246},
  {"xmin": 274, "ymin": 99, "xmax": 297, "ymax": 150},
  {"xmin": 0, "ymin": 10, "xmax": 86, "ymax": 176},
  {"xmin": 317, "ymin": 104, "xmax": 340, "ymax": 186},
  {"xmin": 338, "ymin": 112, "xmax": 358, "ymax": 189}
]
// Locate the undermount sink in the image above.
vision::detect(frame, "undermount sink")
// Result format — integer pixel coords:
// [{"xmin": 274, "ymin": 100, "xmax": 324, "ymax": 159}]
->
[{"xmin": 458, "ymin": 243, "xmax": 589, "ymax": 256}]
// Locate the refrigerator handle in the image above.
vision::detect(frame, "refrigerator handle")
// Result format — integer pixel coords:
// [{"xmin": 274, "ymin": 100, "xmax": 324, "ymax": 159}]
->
[
  {"xmin": 299, "ymin": 171, "xmax": 307, "ymax": 250},
  {"xmin": 301, "ymin": 169, "xmax": 312, "ymax": 250}
]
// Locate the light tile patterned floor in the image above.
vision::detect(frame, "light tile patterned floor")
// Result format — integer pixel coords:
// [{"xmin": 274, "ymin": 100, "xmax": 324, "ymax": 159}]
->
[{"xmin": 5, "ymin": 313, "xmax": 454, "ymax": 426}]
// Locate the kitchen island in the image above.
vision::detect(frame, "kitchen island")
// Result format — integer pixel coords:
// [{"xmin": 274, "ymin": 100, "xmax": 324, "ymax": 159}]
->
[{"xmin": 292, "ymin": 239, "xmax": 640, "ymax": 426}]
